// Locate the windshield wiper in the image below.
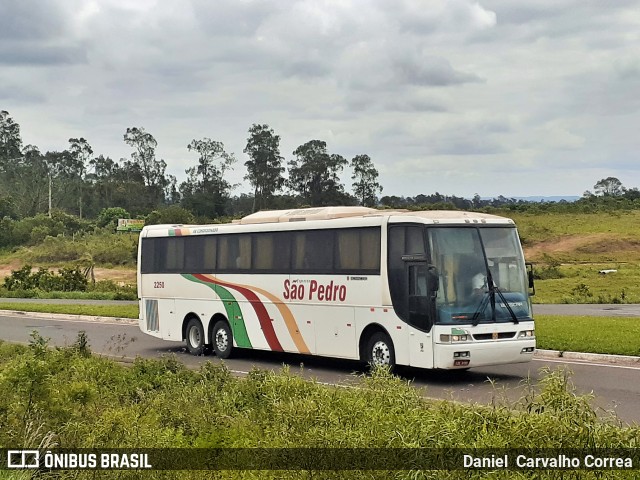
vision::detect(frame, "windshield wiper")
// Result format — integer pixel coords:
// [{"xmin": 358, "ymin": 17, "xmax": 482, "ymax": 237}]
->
[
  {"xmin": 471, "ymin": 294, "xmax": 488, "ymax": 326},
  {"xmin": 471, "ymin": 270, "xmax": 519, "ymax": 325}
]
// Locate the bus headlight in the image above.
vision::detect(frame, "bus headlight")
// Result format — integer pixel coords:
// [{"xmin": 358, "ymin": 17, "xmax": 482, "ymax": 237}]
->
[
  {"xmin": 440, "ymin": 334, "xmax": 468, "ymax": 343},
  {"xmin": 518, "ymin": 330, "xmax": 534, "ymax": 338}
]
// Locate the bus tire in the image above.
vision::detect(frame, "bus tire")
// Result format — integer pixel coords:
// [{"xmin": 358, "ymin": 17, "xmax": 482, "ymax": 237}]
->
[
  {"xmin": 185, "ymin": 318, "xmax": 205, "ymax": 356},
  {"xmin": 366, "ymin": 331, "xmax": 395, "ymax": 369},
  {"xmin": 212, "ymin": 320, "xmax": 233, "ymax": 359}
]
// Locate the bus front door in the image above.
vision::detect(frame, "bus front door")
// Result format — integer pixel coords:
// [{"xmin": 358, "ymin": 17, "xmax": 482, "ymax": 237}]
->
[{"xmin": 407, "ymin": 263, "xmax": 434, "ymax": 369}]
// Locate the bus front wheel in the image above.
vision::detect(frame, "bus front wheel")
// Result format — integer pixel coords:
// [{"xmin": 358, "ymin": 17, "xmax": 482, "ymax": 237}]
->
[
  {"xmin": 185, "ymin": 318, "xmax": 205, "ymax": 356},
  {"xmin": 366, "ymin": 332, "xmax": 395, "ymax": 368},
  {"xmin": 212, "ymin": 320, "xmax": 233, "ymax": 359}
]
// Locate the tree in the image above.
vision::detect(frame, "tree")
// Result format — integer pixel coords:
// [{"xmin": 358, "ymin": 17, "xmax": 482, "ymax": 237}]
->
[
  {"xmin": 145, "ymin": 205, "xmax": 195, "ymax": 225},
  {"xmin": 243, "ymin": 124, "xmax": 285, "ymax": 212},
  {"xmin": 180, "ymin": 138, "xmax": 236, "ymax": 217},
  {"xmin": 9, "ymin": 145, "xmax": 49, "ymax": 217},
  {"xmin": 68, "ymin": 138, "xmax": 93, "ymax": 169},
  {"xmin": 288, "ymin": 140, "xmax": 349, "ymax": 206},
  {"xmin": 350, "ymin": 154, "xmax": 382, "ymax": 207},
  {"xmin": 44, "ymin": 146, "xmax": 90, "ymax": 217},
  {"xmin": 0, "ymin": 111, "xmax": 23, "ymax": 201},
  {"xmin": 123, "ymin": 127, "xmax": 170, "ymax": 206},
  {"xmin": 0, "ymin": 110, "xmax": 22, "ymax": 166},
  {"xmin": 594, "ymin": 177, "xmax": 623, "ymax": 196}
]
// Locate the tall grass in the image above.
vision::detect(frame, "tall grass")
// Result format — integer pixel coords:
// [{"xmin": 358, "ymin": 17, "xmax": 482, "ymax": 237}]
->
[
  {"xmin": 16, "ymin": 232, "xmax": 139, "ymax": 266},
  {"xmin": 0, "ymin": 335, "xmax": 638, "ymax": 479}
]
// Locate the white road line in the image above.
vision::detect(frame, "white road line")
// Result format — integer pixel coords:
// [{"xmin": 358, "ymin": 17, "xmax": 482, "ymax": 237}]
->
[{"xmin": 532, "ymin": 357, "xmax": 640, "ymax": 371}]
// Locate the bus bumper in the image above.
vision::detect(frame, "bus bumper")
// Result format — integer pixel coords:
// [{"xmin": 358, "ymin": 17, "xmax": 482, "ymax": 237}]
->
[{"xmin": 434, "ymin": 339, "xmax": 536, "ymax": 369}]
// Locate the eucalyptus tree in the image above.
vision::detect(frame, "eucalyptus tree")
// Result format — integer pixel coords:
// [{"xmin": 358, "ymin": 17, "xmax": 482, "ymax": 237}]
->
[
  {"xmin": 11, "ymin": 145, "xmax": 49, "ymax": 217},
  {"xmin": 123, "ymin": 127, "xmax": 171, "ymax": 206},
  {"xmin": 0, "ymin": 111, "xmax": 23, "ymax": 203},
  {"xmin": 67, "ymin": 138, "xmax": 93, "ymax": 217},
  {"xmin": 288, "ymin": 140, "xmax": 349, "ymax": 207},
  {"xmin": 180, "ymin": 138, "xmax": 236, "ymax": 217},
  {"xmin": 243, "ymin": 124, "xmax": 285, "ymax": 212},
  {"xmin": 350, "ymin": 154, "xmax": 382, "ymax": 207},
  {"xmin": 0, "ymin": 110, "xmax": 22, "ymax": 166}
]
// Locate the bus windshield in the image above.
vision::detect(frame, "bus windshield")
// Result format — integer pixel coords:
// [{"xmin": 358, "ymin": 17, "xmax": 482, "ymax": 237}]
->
[{"xmin": 428, "ymin": 227, "xmax": 532, "ymax": 324}]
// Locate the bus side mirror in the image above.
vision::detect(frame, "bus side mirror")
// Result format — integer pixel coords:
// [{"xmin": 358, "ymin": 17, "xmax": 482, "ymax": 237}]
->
[{"xmin": 526, "ymin": 262, "xmax": 535, "ymax": 296}]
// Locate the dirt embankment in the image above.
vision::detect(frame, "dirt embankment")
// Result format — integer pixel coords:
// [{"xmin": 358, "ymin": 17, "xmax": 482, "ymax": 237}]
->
[{"xmin": 524, "ymin": 233, "xmax": 640, "ymax": 263}]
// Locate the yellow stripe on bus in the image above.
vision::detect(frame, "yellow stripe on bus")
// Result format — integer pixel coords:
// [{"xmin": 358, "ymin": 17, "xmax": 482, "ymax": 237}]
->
[{"xmin": 202, "ymin": 275, "xmax": 310, "ymax": 354}]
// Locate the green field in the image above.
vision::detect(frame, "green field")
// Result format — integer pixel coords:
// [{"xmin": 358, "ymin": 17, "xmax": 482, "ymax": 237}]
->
[
  {"xmin": 532, "ymin": 263, "xmax": 640, "ymax": 304},
  {"xmin": 535, "ymin": 314, "xmax": 640, "ymax": 356}
]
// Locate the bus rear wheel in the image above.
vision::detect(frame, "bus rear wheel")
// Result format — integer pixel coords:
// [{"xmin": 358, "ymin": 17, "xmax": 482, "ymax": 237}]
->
[
  {"xmin": 212, "ymin": 320, "xmax": 233, "ymax": 359},
  {"xmin": 366, "ymin": 331, "xmax": 395, "ymax": 369},
  {"xmin": 185, "ymin": 318, "xmax": 205, "ymax": 356}
]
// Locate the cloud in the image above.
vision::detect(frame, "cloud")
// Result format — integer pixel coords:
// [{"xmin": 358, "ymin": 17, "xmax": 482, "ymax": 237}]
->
[
  {"xmin": 0, "ymin": 43, "xmax": 87, "ymax": 66},
  {"xmin": 0, "ymin": 0, "xmax": 69, "ymax": 40},
  {"xmin": 4, "ymin": 0, "xmax": 640, "ymax": 199}
]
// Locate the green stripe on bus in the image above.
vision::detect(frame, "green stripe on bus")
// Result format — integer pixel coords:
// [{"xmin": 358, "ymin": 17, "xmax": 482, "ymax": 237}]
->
[{"xmin": 182, "ymin": 274, "xmax": 252, "ymax": 348}]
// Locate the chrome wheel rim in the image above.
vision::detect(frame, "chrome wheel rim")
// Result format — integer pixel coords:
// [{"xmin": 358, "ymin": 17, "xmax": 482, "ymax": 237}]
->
[
  {"xmin": 215, "ymin": 328, "xmax": 229, "ymax": 352},
  {"xmin": 188, "ymin": 326, "xmax": 201, "ymax": 348},
  {"xmin": 371, "ymin": 340, "xmax": 390, "ymax": 366}
]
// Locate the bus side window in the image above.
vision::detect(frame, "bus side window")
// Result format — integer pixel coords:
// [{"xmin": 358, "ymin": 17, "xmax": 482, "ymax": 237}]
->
[{"xmin": 409, "ymin": 264, "xmax": 427, "ymax": 297}]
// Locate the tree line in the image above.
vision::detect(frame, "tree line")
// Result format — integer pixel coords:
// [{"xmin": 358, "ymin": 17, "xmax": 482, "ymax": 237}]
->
[
  {"xmin": 2, "ymin": 109, "xmax": 638, "ymax": 225},
  {"xmin": 0, "ymin": 111, "xmax": 384, "ymax": 221}
]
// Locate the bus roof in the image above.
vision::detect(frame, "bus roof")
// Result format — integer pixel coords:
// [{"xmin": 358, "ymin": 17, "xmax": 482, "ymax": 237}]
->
[
  {"xmin": 238, "ymin": 206, "xmax": 377, "ymax": 224},
  {"xmin": 141, "ymin": 207, "xmax": 513, "ymax": 237},
  {"xmin": 238, "ymin": 207, "xmax": 512, "ymax": 225}
]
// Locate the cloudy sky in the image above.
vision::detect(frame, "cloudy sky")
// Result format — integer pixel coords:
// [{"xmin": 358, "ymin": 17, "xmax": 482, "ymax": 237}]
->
[{"xmin": 2, "ymin": 0, "xmax": 640, "ymax": 199}]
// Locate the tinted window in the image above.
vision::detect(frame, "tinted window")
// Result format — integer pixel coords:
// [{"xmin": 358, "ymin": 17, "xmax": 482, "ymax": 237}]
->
[
  {"xmin": 335, "ymin": 228, "xmax": 381, "ymax": 272},
  {"xmin": 387, "ymin": 225, "xmax": 426, "ymax": 321},
  {"xmin": 141, "ymin": 227, "xmax": 381, "ymax": 275},
  {"xmin": 292, "ymin": 230, "xmax": 334, "ymax": 273},
  {"xmin": 253, "ymin": 232, "xmax": 291, "ymax": 271}
]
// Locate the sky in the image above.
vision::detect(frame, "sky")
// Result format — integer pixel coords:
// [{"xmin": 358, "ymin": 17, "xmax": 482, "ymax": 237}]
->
[{"xmin": 2, "ymin": 0, "xmax": 640, "ymax": 199}]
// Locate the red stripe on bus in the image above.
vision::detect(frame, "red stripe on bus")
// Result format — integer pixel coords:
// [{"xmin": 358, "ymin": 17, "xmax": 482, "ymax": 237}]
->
[{"xmin": 193, "ymin": 274, "xmax": 283, "ymax": 352}]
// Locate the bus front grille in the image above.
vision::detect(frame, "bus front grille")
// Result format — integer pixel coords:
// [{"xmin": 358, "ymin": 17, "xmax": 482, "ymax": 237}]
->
[{"xmin": 472, "ymin": 332, "xmax": 516, "ymax": 341}]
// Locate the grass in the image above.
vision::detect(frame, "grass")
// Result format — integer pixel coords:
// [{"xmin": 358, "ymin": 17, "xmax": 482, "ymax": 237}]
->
[
  {"xmin": 532, "ymin": 263, "xmax": 640, "ymax": 304},
  {"xmin": 508, "ymin": 210, "xmax": 640, "ymax": 244},
  {"xmin": 0, "ymin": 288, "xmax": 137, "ymax": 301},
  {"xmin": 0, "ymin": 302, "xmax": 138, "ymax": 319},
  {"xmin": 0, "ymin": 337, "xmax": 638, "ymax": 479},
  {"xmin": 535, "ymin": 314, "xmax": 640, "ymax": 356}
]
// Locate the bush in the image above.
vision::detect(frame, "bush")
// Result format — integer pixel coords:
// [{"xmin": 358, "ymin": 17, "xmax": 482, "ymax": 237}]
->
[
  {"xmin": 3, "ymin": 264, "xmax": 88, "ymax": 292},
  {"xmin": 97, "ymin": 207, "xmax": 130, "ymax": 229},
  {"xmin": 145, "ymin": 205, "xmax": 195, "ymax": 225}
]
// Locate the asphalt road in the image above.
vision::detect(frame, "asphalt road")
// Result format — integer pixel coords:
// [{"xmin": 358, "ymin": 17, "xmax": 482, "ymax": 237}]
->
[
  {"xmin": 533, "ymin": 303, "xmax": 640, "ymax": 317},
  {"xmin": 2, "ymin": 298, "xmax": 640, "ymax": 317},
  {"xmin": 1, "ymin": 312, "xmax": 638, "ymax": 426}
]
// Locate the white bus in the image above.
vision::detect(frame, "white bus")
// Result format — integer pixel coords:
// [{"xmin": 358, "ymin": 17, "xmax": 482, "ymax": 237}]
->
[{"xmin": 137, "ymin": 207, "xmax": 535, "ymax": 370}]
